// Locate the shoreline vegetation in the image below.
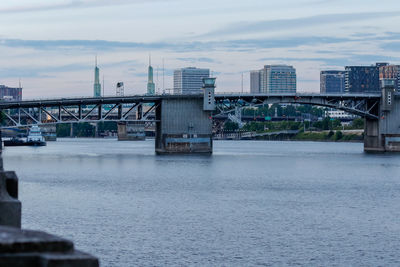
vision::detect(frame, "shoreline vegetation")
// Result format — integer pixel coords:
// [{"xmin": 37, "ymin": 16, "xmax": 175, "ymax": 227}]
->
[
  {"xmin": 292, "ymin": 130, "xmax": 363, "ymax": 142},
  {"xmin": 215, "ymin": 130, "xmax": 364, "ymax": 142},
  {"xmin": 222, "ymin": 116, "xmax": 365, "ymax": 143}
]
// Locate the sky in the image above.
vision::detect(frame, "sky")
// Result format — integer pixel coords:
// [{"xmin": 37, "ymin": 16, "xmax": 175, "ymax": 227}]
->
[{"xmin": 1, "ymin": 0, "xmax": 400, "ymax": 98}]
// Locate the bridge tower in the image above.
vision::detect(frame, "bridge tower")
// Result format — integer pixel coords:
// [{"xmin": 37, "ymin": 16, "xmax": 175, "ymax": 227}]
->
[
  {"xmin": 155, "ymin": 78, "xmax": 215, "ymax": 154},
  {"xmin": 364, "ymin": 80, "xmax": 400, "ymax": 152}
]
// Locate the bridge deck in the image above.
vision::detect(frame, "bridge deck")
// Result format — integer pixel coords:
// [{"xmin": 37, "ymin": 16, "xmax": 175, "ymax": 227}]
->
[{"xmin": 0, "ymin": 93, "xmax": 382, "ymax": 109}]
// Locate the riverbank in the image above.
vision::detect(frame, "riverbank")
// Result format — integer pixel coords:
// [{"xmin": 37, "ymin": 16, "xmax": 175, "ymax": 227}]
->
[
  {"xmin": 292, "ymin": 130, "xmax": 363, "ymax": 142},
  {"xmin": 216, "ymin": 130, "xmax": 364, "ymax": 142}
]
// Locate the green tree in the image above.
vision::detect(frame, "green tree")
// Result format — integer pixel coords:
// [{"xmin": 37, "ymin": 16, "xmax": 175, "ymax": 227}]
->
[
  {"xmin": 335, "ymin": 131, "xmax": 343, "ymax": 140},
  {"xmin": 224, "ymin": 121, "xmax": 239, "ymax": 131},
  {"xmin": 332, "ymin": 119, "xmax": 342, "ymax": 129},
  {"xmin": 322, "ymin": 117, "xmax": 331, "ymax": 130},
  {"xmin": 56, "ymin": 124, "xmax": 71, "ymax": 137},
  {"xmin": 74, "ymin": 123, "xmax": 95, "ymax": 137},
  {"xmin": 352, "ymin": 118, "xmax": 364, "ymax": 129},
  {"xmin": 98, "ymin": 121, "xmax": 117, "ymax": 131},
  {"xmin": 283, "ymin": 105, "xmax": 297, "ymax": 116},
  {"xmin": 0, "ymin": 111, "xmax": 5, "ymax": 125}
]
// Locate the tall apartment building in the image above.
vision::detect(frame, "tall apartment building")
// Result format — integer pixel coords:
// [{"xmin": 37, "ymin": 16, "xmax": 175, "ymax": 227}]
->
[
  {"xmin": 344, "ymin": 63, "xmax": 387, "ymax": 93},
  {"xmin": 250, "ymin": 65, "xmax": 296, "ymax": 93},
  {"xmin": 0, "ymin": 85, "xmax": 22, "ymax": 101},
  {"xmin": 173, "ymin": 67, "xmax": 210, "ymax": 94},
  {"xmin": 250, "ymin": 70, "xmax": 261, "ymax": 93},
  {"xmin": 379, "ymin": 64, "xmax": 400, "ymax": 92},
  {"xmin": 320, "ymin": 70, "xmax": 345, "ymax": 94}
]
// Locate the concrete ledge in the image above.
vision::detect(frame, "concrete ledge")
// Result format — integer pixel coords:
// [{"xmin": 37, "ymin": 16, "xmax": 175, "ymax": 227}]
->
[
  {"xmin": 0, "ymin": 226, "xmax": 73, "ymax": 253},
  {"xmin": 0, "ymin": 172, "xmax": 21, "ymax": 228},
  {"xmin": 0, "ymin": 226, "xmax": 99, "ymax": 267}
]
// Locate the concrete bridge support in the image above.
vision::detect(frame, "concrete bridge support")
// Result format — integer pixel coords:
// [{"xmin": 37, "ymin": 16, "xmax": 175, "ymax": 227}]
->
[
  {"xmin": 155, "ymin": 78, "xmax": 216, "ymax": 154},
  {"xmin": 364, "ymin": 84, "xmax": 400, "ymax": 152},
  {"xmin": 117, "ymin": 122, "xmax": 145, "ymax": 141},
  {"xmin": 155, "ymin": 98, "xmax": 213, "ymax": 154}
]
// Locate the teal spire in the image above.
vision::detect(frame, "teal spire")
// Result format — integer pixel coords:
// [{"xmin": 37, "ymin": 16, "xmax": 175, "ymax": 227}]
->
[
  {"xmin": 94, "ymin": 56, "xmax": 101, "ymax": 97},
  {"xmin": 147, "ymin": 54, "xmax": 155, "ymax": 95}
]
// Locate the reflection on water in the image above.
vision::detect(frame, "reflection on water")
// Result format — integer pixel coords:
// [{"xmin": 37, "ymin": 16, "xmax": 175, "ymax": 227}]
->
[{"xmin": 3, "ymin": 139, "xmax": 400, "ymax": 266}]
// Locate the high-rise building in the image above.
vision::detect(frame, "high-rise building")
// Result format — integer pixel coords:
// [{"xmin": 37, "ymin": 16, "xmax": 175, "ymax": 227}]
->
[
  {"xmin": 93, "ymin": 57, "xmax": 101, "ymax": 97},
  {"xmin": 0, "ymin": 85, "xmax": 22, "ymax": 101},
  {"xmin": 251, "ymin": 65, "xmax": 296, "ymax": 93},
  {"xmin": 147, "ymin": 56, "xmax": 155, "ymax": 95},
  {"xmin": 320, "ymin": 70, "xmax": 345, "ymax": 94},
  {"xmin": 379, "ymin": 64, "xmax": 400, "ymax": 92},
  {"xmin": 250, "ymin": 70, "xmax": 261, "ymax": 93},
  {"xmin": 344, "ymin": 63, "xmax": 387, "ymax": 93},
  {"xmin": 266, "ymin": 65, "xmax": 296, "ymax": 93},
  {"xmin": 173, "ymin": 67, "xmax": 210, "ymax": 94}
]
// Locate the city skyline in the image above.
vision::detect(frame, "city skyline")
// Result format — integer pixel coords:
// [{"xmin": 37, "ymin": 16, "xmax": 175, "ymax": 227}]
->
[{"xmin": 0, "ymin": 0, "xmax": 400, "ymax": 98}]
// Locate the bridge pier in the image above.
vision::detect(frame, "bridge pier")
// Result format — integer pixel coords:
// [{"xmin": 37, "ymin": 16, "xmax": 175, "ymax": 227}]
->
[
  {"xmin": 364, "ymin": 82, "xmax": 400, "ymax": 152},
  {"xmin": 155, "ymin": 98, "xmax": 213, "ymax": 154},
  {"xmin": 155, "ymin": 78, "xmax": 215, "ymax": 154},
  {"xmin": 117, "ymin": 122, "xmax": 145, "ymax": 141}
]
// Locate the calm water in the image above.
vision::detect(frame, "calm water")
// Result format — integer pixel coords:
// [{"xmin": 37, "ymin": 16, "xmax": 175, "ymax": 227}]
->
[{"xmin": 3, "ymin": 139, "xmax": 400, "ymax": 266}]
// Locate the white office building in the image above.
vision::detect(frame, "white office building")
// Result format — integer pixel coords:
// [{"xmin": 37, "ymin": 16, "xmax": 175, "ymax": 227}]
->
[
  {"xmin": 173, "ymin": 67, "xmax": 210, "ymax": 94},
  {"xmin": 251, "ymin": 65, "xmax": 296, "ymax": 93},
  {"xmin": 325, "ymin": 109, "xmax": 357, "ymax": 119}
]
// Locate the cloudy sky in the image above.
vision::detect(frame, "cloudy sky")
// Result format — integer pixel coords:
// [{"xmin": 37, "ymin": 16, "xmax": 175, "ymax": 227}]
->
[{"xmin": 1, "ymin": 0, "xmax": 400, "ymax": 98}]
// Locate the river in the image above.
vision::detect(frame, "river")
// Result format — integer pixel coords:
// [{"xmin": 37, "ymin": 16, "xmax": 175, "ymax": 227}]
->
[{"xmin": 3, "ymin": 139, "xmax": 400, "ymax": 266}]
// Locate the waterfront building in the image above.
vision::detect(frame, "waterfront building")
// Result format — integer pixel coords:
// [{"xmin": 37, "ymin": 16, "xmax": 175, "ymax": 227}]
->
[
  {"xmin": 250, "ymin": 70, "xmax": 261, "ymax": 93},
  {"xmin": 254, "ymin": 65, "xmax": 296, "ymax": 93},
  {"xmin": 344, "ymin": 63, "xmax": 387, "ymax": 93},
  {"xmin": 0, "ymin": 85, "xmax": 22, "ymax": 101},
  {"xmin": 93, "ymin": 57, "xmax": 101, "ymax": 97},
  {"xmin": 147, "ymin": 56, "xmax": 155, "ymax": 95},
  {"xmin": 173, "ymin": 67, "xmax": 210, "ymax": 94},
  {"xmin": 320, "ymin": 70, "xmax": 345, "ymax": 94},
  {"xmin": 325, "ymin": 109, "xmax": 357, "ymax": 120},
  {"xmin": 379, "ymin": 64, "xmax": 400, "ymax": 92}
]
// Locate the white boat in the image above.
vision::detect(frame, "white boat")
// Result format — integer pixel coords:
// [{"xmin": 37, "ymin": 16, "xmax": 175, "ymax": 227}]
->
[{"xmin": 26, "ymin": 125, "xmax": 46, "ymax": 146}]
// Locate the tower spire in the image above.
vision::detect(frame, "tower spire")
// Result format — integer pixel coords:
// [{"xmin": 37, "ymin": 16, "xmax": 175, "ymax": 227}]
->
[
  {"xmin": 93, "ymin": 56, "xmax": 101, "ymax": 97},
  {"xmin": 147, "ymin": 54, "xmax": 155, "ymax": 95}
]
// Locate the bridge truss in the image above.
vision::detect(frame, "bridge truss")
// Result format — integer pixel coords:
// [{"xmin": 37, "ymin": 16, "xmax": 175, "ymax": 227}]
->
[
  {"xmin": 214, "ymin": 93, "xmax": 381, "ymax": 120},
  {"xmin": 0, "ymin": 96, "xmax": 162, "ymax": 128},
  {"xmin": 0, "ymin": 93, "xmax": 382, "ymax": 128}
]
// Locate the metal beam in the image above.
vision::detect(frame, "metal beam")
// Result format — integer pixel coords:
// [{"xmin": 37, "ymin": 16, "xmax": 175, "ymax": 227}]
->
[{"xmin": 61, "ymin": 106, "xmax": 79, "ymax": 121}]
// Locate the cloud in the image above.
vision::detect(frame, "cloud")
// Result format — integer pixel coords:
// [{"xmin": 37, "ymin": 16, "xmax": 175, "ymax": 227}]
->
[
  {"xmin": 200, "ymin": 11, "xmax": 400, "ymax": 38},
  {"xmin": 381, "ymin": 42, "xmax": 400, "ymax": 52},
  {"xmin": 176, "ymin": 57, "xmax": 217, "ymax": 63},
  {"xmin": 0, "ymin": 63, "xmax": 91, "ymax": 78},
  {"xmin": 0, "ymin": 39, "xmax": 174, "ymax": 51},
  {"xmin": 0, "ymin": 35, "xmax": 353, "ymax": 53},
  {"xmin": 0, "ymin": 0, "xmax": 172, "ymax": 14},
  {"xmin": 259, "ymin": 54, "xmax": 400, "ymax": 67}
]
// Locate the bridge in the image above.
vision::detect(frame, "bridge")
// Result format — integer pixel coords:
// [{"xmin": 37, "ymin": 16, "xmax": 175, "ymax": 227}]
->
[{"xmin": 0, "ymin": 80, "xmax": 399, "ymax": 153}]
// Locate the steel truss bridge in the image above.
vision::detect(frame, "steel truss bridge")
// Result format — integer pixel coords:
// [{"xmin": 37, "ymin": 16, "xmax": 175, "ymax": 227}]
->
[{"xmin": 0, "ymin": 93, "xmax": 382, "ymax": 128}]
